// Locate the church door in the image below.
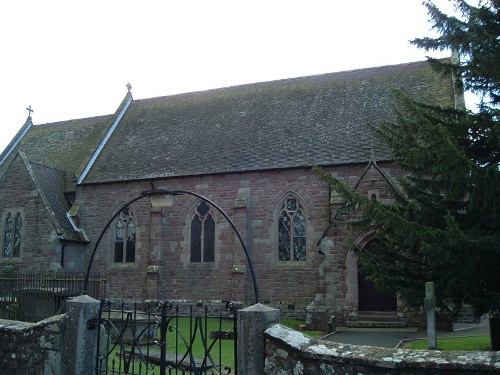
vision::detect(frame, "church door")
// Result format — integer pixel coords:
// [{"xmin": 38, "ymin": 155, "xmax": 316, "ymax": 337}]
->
[{"xmin": 358, "ymin": 241, "xmax": 397, "ymax": 312}]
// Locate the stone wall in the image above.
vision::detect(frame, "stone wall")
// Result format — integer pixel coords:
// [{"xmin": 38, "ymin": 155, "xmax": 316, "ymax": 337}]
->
[
  {"xmin": 75, "ymin": 162, "xmax": 405, "ymax": 316},
  {"xmin": 264, "ymin": 324, "xmax": 500, "ymax": 375},
  {"xmin": 0, "ymin": 314, "xmax": 65, "ymax": 375},
  {"xmin": 76, "ymin": 167, "xmax": 337, "ymax": 306},
  {"xmin": 0, "ymin": 154, "xmax": 61, "ymax": 271},
  {"xmin": 2, "ymin": 148, "xmax": 415, "ymax": 327}
]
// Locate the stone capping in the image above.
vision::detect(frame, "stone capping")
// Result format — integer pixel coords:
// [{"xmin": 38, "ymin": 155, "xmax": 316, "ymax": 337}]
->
[
  {"xmin": 264, "ymin": 324, "xmax": 500, "ymax": 374},
  {"xmin": 0, "ymin": 314, "xmax": 66, "ymax": 375},
  {"xmin": 0, "ymin": 313, "xmax": 65, "ymax": 332}
]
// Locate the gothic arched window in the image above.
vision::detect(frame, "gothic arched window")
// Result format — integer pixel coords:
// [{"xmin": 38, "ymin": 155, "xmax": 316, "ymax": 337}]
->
[
  {"xmin": 190, "ymin": 201, "xmax": 215, "ymax": 263},
  {"xmin": 3, "ymin": 212, "xmax": 22, "ymax": 258},
  {"xmin": 3, "ymin": 213, "xmax": 13, "ymax": 257},
  {"xmin": 114, "ymin": 208, "xmax": 136, "ymax": 263},
  {"xmin": 278, "ymin": 197, "xmax": 306, "ymax": 262},
  {"xmin": 13, "ymin": 212, "xmax": 22, "ymax": 257}
]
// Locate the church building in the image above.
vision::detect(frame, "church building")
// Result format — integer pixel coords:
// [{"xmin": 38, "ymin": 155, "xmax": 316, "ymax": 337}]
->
[{"xmin": 0, "ymin": 60, "xmax": 457, "ymax": 327}]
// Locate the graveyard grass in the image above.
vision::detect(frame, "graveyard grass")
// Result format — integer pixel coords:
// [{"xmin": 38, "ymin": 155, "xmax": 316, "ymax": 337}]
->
[
  {"xmin": 104, "ymin": 318, "xmax": 318, "ymax": 373},
  {"xmin": 404, "ymin": 336, "xmax": 491, "ymax": 351}
]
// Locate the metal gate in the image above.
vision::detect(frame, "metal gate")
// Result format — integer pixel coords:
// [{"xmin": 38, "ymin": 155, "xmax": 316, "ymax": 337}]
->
[{"xmin": 94, "ymin": 299, "xmax": 237, "ymax": 375}]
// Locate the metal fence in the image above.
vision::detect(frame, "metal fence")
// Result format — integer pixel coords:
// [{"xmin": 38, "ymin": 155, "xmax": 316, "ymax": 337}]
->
[
  {"xmin": 0, "ymin": 269, "xmax": 106, "ymax": 322},
  {"xmin": 95, "ymin": 300, "xmax": 237, "ymax": 375}
]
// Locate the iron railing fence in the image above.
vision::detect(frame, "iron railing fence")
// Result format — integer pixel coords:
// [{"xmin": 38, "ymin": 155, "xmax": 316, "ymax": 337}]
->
[
  {"xmin": 95, "ymin": 300, "xmax": 237, "ymax": 375},
  {"xmin": 0, "ymin": 269, "xmax": 106, "ymax": 322}
]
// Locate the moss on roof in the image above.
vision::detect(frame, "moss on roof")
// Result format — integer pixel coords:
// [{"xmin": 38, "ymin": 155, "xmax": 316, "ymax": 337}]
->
[
  {"xmin": 0, "ymin": 115, "xmax": 114, "ymax": 189},
  {"xmin": 0, "ymin": 60, "xmax": 455, "ymax": 187},
  {"xmin": 83, "ymin": 60, "xmax": 455, "ymax": 184}
]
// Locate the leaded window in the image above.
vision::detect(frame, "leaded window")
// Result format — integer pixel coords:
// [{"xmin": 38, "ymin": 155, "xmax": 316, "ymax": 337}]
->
[
  {"xmin": 3, "ymin": 212, "xmax": 21, "ymax": 258},
  {"xmin": 13, "ymin": 213, "xmax": 22, "ymax": 257},
  {"xmin": 114, "ymin": 208, "xmax": 136, "ymax": 263},
  {"xmin": 3, "ymin": 213, "xmax": 13, "ymax": 257},
  {"xmin": 278, "ymin": 197, "xmax": 306, "ymax": 261},
  {"xmin": 190, "ymin": 202, "xmax": 215, "ymax": 263}
]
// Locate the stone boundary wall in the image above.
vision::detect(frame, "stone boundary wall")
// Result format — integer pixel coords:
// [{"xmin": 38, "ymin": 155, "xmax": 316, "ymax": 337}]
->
[
  {"xmin": 0, "ymin": 314, "xmax": 65, "ymax": 375},
  {"xmin": 264, "ymin": 323, "xmax": 500, "ymax": 374}
]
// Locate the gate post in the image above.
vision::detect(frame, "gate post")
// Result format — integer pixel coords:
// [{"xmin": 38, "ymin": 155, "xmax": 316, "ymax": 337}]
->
[
  {"xmin": 62, "ymin": 295, "xmax": 100, "ymax": 375},
  {"xmin": 237, "ymin": 303, "xmax": 280, "ymax": 375}
]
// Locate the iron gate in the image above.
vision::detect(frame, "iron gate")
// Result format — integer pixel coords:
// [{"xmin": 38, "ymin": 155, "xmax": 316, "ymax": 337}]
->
[{"xmin": 94, "ymin": 299, "xmax": 237, "ymax": 375}]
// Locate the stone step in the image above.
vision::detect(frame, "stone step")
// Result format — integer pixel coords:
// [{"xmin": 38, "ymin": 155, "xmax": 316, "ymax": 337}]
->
[
  {"xmin": 357, "ymin": 311, "xmax": 399, "ymax": 322},
  {"xmin": 346, "ymin": 320, "xmax": 407, "ymax": 329}
]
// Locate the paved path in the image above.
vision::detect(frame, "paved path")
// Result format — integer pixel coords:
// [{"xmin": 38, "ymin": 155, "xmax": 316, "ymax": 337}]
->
[{"xmin": 322, "ymin": 322, "xmax": 490, "ymax": 349}]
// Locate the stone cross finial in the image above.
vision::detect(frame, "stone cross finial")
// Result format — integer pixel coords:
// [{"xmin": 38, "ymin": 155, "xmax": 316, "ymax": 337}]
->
[
  {"xmin": 126, "ymin": 82, "xmax": 132, "ymax": 93},
  {"xmin": 26, "ymin": 105, "xmax": 34, "ymax": 118}
]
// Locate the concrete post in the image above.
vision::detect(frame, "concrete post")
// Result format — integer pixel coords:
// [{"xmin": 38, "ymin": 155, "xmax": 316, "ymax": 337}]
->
[
  {"xmin": 237, "ymin": 303, "xmax": 280, "ymax": 375},
  {"xmin": 62, "ymin": 295, "xmax": 100, "ymax": 375},
  {"xmin": 424, "ymin": 282, "xmax": 437, "ymax": 350}
]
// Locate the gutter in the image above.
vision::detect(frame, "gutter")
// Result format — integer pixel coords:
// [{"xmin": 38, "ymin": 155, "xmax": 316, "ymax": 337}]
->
[{"xmin": 66, "ymin": 212, "xmax": 90, "ymax": 242}]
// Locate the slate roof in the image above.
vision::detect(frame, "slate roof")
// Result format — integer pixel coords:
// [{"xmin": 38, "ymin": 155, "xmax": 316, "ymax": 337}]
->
[
  {"xmin": 82, "ymin": 60, "xmax": 454, "ymax": 184},
  {"xmin": 0, "ymin": 115, "xmax": 114, "ymax": 189},
  {"xmin": 28, "ymin": 159, "xmax": 83, "ymax": 241}
]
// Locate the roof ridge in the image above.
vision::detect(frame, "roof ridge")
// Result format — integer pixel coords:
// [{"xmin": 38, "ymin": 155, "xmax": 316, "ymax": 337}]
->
[
  {"xmin": 33, "ymin": 113, "xmax": 114, "ymax": 127},
  {"xmin": 132, "ymin": 59, "xmax": 432, "ymax": 103}
]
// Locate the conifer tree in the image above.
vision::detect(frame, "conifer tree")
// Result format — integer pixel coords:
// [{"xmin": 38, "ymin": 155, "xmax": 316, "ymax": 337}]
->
[{"xmin": 318, "ymin": 0, "xmax": 500, "ymax": 316}]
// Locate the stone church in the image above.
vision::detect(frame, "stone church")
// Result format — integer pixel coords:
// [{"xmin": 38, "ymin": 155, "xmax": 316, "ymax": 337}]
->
[{"xmin": 0, "ymin": 60, "xmax": 457, "ymax": 327}]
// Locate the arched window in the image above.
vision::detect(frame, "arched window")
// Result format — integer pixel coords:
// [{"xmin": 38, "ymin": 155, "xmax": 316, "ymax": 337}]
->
[
  {"xmin": 13, "ymin": 212, "xmax": 22, "ymax": 257},
  {"xmin": 190, "ymin": 201, "xmax": 215, "ymax": 263},
  {"xmin": 3, "ymin": 213, "xmax": 12, "ymax": 257},
  {"xmin": 114, "ymin": 208, "xmax": 136, "ymax": 263},
  {"xmin": 278, "ymin": 196, "xmax": 306, "ymax": 262},
  {"xmin": 3, "ymin": 212, "xmax": 21, "ymax": 258}
]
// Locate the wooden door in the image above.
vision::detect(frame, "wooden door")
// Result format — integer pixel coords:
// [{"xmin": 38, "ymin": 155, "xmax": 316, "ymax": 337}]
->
[{"xmin": 358, "ymin": 241, "xmax": 397, "ymax": 311}]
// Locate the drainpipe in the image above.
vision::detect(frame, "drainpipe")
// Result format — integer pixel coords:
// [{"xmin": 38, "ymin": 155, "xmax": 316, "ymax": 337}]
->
[{"xmin": 60, "ymin": 241, "xmax": 68, "ymax": 269}]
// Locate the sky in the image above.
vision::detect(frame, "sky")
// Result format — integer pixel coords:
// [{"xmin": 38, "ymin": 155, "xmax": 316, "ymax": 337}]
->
[{"xmin": 0, "ymin": 0, "xmax": 459, "ymax": 154}]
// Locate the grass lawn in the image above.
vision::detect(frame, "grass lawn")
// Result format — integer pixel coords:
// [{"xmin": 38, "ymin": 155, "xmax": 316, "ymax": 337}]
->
[
  {"xmin": 404, "ymin": 335, "xmax": 491, "ymax": 351},
  {"xmin": 103, "ymin": 316, "xmax": 236, "ymax": 374},
  {"xmin": 102, "ymin": 317, "xmax": 319, "ymax": 373}
]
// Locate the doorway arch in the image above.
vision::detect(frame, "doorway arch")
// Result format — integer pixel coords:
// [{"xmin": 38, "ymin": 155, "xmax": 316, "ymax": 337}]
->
[{"xmin": 357, "ymin": 240, "xmax": 397, "ymax": 312}]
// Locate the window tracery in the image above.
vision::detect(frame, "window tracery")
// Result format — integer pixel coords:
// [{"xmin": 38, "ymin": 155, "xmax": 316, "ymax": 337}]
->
[
  {"xmin": 114, "ymin": 208, "xmax": 136, "ymax": 263},
  {"xmin": 190, "ymin": 201, "xmax": 215, "ymax": 263},
  {"xmin": 3, "ymin": 212, "xmax": 22, "ymax": 258},
  {"xmin": 278, "ymin": 197, "xmax": 306, "ymax": 262},
  {"xmin": 3, "ymin": 213, "xmax": 12, "ymax": 257}
]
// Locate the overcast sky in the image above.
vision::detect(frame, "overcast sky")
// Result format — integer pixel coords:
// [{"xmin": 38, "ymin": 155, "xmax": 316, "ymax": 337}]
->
[{"xmin": 1, "ymin": 0, "xmax": 459, "ymax": 153}]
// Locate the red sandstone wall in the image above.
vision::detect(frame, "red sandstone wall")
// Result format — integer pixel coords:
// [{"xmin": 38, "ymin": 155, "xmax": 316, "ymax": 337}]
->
[
  {"xmin": 75, "ymin": 162, "xmax": 404, "ymax": 308},
  {"xmin": 0, "ymin": 155, "xmax": 59, "ymax": 270},
  {"xmin": 1, "ymin": 157, "xmax": 405, "ymax": 311}
]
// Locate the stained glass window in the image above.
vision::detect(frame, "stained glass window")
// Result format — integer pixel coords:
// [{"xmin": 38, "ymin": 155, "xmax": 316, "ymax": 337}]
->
[
  {"xmin": 114, "ymin": 208, "xmax": 136, "ymax": 263},
  {"xmin": 13, "ymin": 213, "xmax": 22, "ymax": 257},
  {"xmin": 190, "ymin": 202, "xmax": 215, "ymax": 263},
  {"xmin": 278, "ymin": 198, "xmax": 306, "ymax": 261},
  {"xmin": 2, "ymin": 212, "xmax": 21, "ymax": 258},
  {"xmin": 3, "ymin": 213, "xmax": 12, "ymax": 257}
]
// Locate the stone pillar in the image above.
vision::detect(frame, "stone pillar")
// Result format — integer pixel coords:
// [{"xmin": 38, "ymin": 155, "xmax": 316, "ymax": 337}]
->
[
  {"xmin": 62, "ymin": 295, "xmax": 100, "ymax": 375},
  {"xmin": 237, "ymin": 303, "xmax": 280, "ymax": 375},
  {"xmin": 424, "ymin": 282, "xmax": 437, "ymax": 350},
  {"xmin": 146, "ymin": 265, "xmax": 160, "ymax": 299},
  {"xmin": 233, "ymin": 187, "xmax": 252, "ymax": 303}
]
